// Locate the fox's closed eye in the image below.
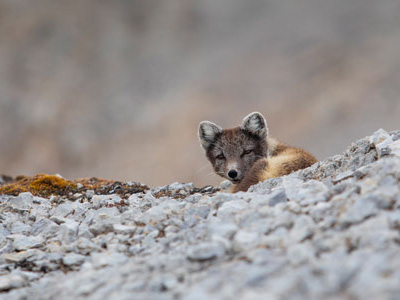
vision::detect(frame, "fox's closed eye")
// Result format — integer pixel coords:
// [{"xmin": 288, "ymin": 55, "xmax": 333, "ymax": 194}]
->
[
  {"xmin": 242, "ymin": 149, "xmax": 254, "ymax": 156},
  {"xmin": 216, "ymin": 154, "xmax": 225, "ymax": 160}
]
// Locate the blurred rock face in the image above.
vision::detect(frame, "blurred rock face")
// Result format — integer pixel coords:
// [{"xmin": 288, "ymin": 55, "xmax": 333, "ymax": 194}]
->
[{"xmin": 0, "ymin": 0, "xmax": 400, "ymax": 187}]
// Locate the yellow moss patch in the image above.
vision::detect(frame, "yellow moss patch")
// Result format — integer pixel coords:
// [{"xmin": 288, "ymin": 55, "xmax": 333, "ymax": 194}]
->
[
  {"xmin": 0, "ymin": 174, "xmax": 149, "ymax": 198},
  {"xmin": 0, "ymin": 174, "xmax": 77, "ymax": 197},
  {"xmin": 0, "ymin": 183, "xmax": 28, "ymax": 196}
]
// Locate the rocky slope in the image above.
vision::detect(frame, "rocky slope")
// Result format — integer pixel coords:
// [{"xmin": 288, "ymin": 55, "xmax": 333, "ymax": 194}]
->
[{"xmin": 1, "ymin": 129, "xmax": 400, "ymax": 299}]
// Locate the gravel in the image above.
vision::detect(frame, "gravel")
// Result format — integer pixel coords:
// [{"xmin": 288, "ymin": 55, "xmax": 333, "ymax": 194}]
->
[{"xmin": 1, "ymin": 129, "xmax": 400, "ymax": 299}]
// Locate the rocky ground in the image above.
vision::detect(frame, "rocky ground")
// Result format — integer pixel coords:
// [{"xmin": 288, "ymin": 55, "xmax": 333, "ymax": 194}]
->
[{"xmin": 1, "ymin": 129, "xmax": 400, "ymax": 300}]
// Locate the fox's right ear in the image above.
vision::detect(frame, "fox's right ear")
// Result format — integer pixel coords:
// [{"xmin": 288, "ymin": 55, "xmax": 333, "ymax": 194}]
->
[{"xmin": 198, "ymin": 121, "xmax": 222, "ymax": 150}]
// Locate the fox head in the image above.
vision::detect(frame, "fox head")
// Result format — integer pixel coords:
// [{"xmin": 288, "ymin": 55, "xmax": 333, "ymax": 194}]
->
[{"xmin": 198, "ymin": 112, "xmax": 269, "ymax": 183}]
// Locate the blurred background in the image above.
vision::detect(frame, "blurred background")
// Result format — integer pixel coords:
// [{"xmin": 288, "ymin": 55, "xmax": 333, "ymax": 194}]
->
[{"xmin": 0, "ymin": 0, "xmax": 399, "ymax": 188}]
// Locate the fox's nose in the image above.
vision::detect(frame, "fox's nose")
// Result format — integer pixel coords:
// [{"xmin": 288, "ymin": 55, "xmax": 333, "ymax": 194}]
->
[{"xmin": 228, "ymin": 169, "xmax": 238, "ymax": 179}]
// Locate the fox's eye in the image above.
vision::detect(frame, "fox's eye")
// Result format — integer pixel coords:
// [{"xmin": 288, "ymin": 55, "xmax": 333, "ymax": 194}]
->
[
  {"xmin": 216, "ymin": 154, "xmax": 225, "ymax": 160},
  {"xmin": 242, "ymin": 149, "xmax": 253, "ymax": 156}
]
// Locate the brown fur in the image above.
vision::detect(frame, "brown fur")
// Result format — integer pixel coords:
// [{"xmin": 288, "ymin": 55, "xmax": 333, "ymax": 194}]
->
[{"xmin": 232, "ymin": 140, "xmax": 317, "ymax": 192}]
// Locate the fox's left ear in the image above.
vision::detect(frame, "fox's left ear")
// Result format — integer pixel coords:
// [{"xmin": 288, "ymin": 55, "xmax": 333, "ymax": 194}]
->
[{"xmin": 241, "ymin": 112, "xmax": 268, "ymax": 139}]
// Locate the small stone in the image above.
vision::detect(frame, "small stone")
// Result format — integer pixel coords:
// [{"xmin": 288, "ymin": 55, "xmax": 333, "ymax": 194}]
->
[
  {"xmin": 113, "ymin": 224, "xmax": 136, "ymax": 235},
  {"xmin": 369, "ymin": 128, "xmax": 392, "ymax": 145},
  {"xmin": 9, "ymin": 234, "xmax": 44, "ymax": 251},
  {"xmin": 135, "ymin": 206, "xmax": 166, "ymax": 224},
  {"xmin": 76, "ymin": 183, "xmax": 83, "ymax": 189},
  {"xmin": 91, "ymin": 195, "xmax": 107, "ymax": 208},
  {"xmin": 187, "ymin": 242, "xmax": 225, "ymax": 261},
  {"xmin": 6, "ymin": 193, "xmax": 33, "ymax": 212},
  {"xmin": 73, "ymin": 193, "xmax": 82, "ymax": 200},
  {"xmin": 267, "ymin": 189, "xmax": 287, "ymax": 206},
  {"xmin": 58, "ymin": 220, "xmax": 79, "ymax": 243},
  {"xmin": 309, "ymin": 202, "xmax": 333, "ymax": 222},
  {"xmin": 339, "ymin": 195, "xmax": 378, "ymax": 228},
  {"xmin": 91, "ymin": 252, "xmax": 128, "ymax": 269},
  {"xmin": 89, "ymin": 221, "xmax": 114, "ymax": 236},
  {"xmin": 0, "ymin": 273, "xmax": 27, "ymax": 291},
  {"xmin": 389, "ymin": 140, "xmax": 400, "ymax": 157},
  {"xmin": 50, "ymin": 202, "xmax": 74, "ymax": 218},
  {"xmin": 30, "ymin": 205, "xmax": 50, "ymax": 220},
  {"xmin": 10, "ymin": 221, "xmax": 31, "ymax": 235},
  {"xmin": 31, "ymin": 218, "xmax": 59, "ymax": 237},
  {"xmin": 282, "ymin": 177, "xmax": 304, "ymax": 201},
  {"xmin": 148, "ymin": 274, "xmax": 179, "ymax": 292},
  {"xmin": 219, "ymin": 180, "xmax": 233, "ymax": 191},
  {"xmin": 287, "ymin": 242, "xmax": 315, "ymax": 266},
  {"xmin": 73, "ymin": 237, "xmax": 100, "ymax": 255},
  {"xmin": 168, "ymin": 182, "xmax": 195, "ymax": 191},
  {"xmin": 208, "ymin": 219, "xmax": 238, "ymax": 239},
  {"xmin": 4, "ymin": 251, "xmax": 35, "ymax": 263},
  {"xmin": 218, "ymin": 200, "xmax": 247, "ymax": 216},
  {"xmin": 78, "ymin": 223, "xmax": 94, "ymax": 239},
  {"xmin": 290, "ymin": 215, "xmax": 315, "ymax": 242},
  {"xmin": 333, "ymin": 170, "xmax": 354, "ymax": 183},
  {"xmin": 388, "ymin": 212, "xmax": 400, "ymax": 230},
  {"xmin": 62, "ymin": 253, "xmax": 86, "ymax": 266},
  {"xmin": 250, "ymin": 189, "xmax": 287, "ymax": 207},
  {"xmin": 375, "ymin": 140, "xmax": 392, "ymax": 158},
  {"xmin": 232, "ymin": 230, "xmax": 261, "ymax": 252},
  {"xmin": 86, "ymin": 190, "xmax": 95, "ymax": 199},
  {"xmin": 184, "ymin": 206, "xmax": 211, "ymax": 227},
  {"xmin": 271, "ymin": 211, "xmax": 295, "ymax": 231}
]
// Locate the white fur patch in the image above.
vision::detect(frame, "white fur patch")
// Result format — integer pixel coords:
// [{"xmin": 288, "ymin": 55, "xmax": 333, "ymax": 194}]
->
[
  {"xmin": 227, "ymin": 162, "xmax": 239, "ymax": 171},
  {"xmin": 198, "ymin": 121, "xmax": 222, "ymax": 149},
  {"xmin": 241, "ymin": 112, "xmax": 268, "ymax": 138},
  {"xmin": 247, "ymin": 117, "xmax": 261, "ymax": 132}
]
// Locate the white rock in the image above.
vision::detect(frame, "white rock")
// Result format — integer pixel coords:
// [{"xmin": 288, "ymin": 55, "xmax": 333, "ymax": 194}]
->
[
  {"xmin": 113, "ymin": 224, "xmax": 136, "ymax": 235},
  {"xmin": 369, "ymin": 128, "xmax": 392, "ymax": 145},
  {"xmin": 9, "ymin": 234, "xmax": 44, "ymax": 251},
  {"xmin": 232, "ymin": 230, "xmax": 260, "ymax": 252},
  {"xmin": 389, "ymin": 139, "xmax": 400, "ymax": 157},
  {"xmin": 63, "ymin": 253, "xmax": 87, "ymax": 266},
  {"xmin": 218, "ymin": 200, "xmax": 247, "ymax": 216},
  {"xmin": 187, "ymin": 242, "xmax": 225, "ymax": 261},
  {"xmin": 58, "ymin": 220, "xmax": 79, "ymax": 243},
  {"xmin": 290, "ymin": 215, "xmax": 316, "ymax": 242},
  {"xmin": 208, "ymin": 219, "xmax": 238, "ymax": 239},
  {"xmin": 287, "ymin": 242, "xmax": 315, "ymax": 266},
  {"xmin": 0, "ymin": 273, "xmax": 27, "ymax": 291}
]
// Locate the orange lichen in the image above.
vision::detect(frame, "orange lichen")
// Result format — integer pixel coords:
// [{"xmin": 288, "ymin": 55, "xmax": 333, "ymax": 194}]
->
[
  {"xmin": 0, "ymin": 174, "xmax": 149, "ymax": 198},
  {"xmin": 0, "ymin": 183, "xmax": 29, "ymax": 196},
  {"xmin": 29, "ymin": 174, "xmax": 77, "ymax": 197},
  {"xmin": 0, "ymin": 174, "xmax": 77, "ymax": 197}
]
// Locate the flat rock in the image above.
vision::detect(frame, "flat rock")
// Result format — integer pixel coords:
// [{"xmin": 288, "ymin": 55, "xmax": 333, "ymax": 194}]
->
[
  {"xmin": 187, "ymin": 242, "xmax": 225, "ymax": 261},
  {"xmin": 0, "ymin": 273, "xmax": 27, "ymax": 291},
  {"xmin": 9, "ymin": 235, "xmax": 45, "ymax": 251},
  {"xmin": 232, "ymin": 230, "xmax": 261, "ymax": 252},
  {"xmin": 62, "ymin": 253, "xmax": 87, "ymax": 266}
]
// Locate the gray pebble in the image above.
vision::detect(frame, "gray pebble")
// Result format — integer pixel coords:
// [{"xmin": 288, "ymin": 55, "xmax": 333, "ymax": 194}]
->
[
  {"xmin": 187, "ymin": 242, "xmax": 225, "ymax": 261},
  {"xmin": 0, "ymin": 273, "xmax": 27, "ymax": 291},
  {"xmin": 63, "ymin": 253, "xmax": 87, "ymax": 266},
  {"xmin": 9, "ymin": 234, "xmax": 44, "ymax": 251}
]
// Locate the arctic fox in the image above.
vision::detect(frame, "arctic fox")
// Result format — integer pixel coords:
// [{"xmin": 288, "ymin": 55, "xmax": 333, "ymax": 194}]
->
[{"xmin": 198, "ymin": 112, "xmax": 317, "ymax": 192}]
